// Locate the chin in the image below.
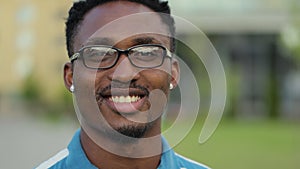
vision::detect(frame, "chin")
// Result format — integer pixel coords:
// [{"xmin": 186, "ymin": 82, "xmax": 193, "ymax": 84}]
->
[
  {"xmin": 104, "ymin": 120, "xmax": 154, "ymax": 144},
  {"xmin": 116, "ymin": 123, "xmax": 148, "ymax": 138}
]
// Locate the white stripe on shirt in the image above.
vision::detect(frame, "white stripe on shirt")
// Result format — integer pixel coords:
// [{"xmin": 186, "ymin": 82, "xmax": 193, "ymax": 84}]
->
[
  {"xmin": 175, "ymin": 153, "xmax": 211, "ymax": 169},
  {"xmin": 36, "ymin": 149, "xmax": 69, "ymax": 169}
]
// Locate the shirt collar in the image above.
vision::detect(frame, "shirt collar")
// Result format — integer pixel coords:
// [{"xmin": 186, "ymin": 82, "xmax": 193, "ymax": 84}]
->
[
  {"xmin": 66, "ymin": 129, "xmax": 177, "ymax": 169},
  {"xmin": 157, "ymin": 136, "xmax": 177, "ymax": 169},
  {"xmin": 66, "ymin": 129, "xmax": 97, "ymax": 169}
]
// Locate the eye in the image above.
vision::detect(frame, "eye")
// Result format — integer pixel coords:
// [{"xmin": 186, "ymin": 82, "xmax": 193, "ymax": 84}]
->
[
  {"xmin": 130, "ymin": 46, "xmax": 163, "ymax": 61},
  {"xmin": 83, "ymin": 47, "xmax": 117, "ymax": 62}
]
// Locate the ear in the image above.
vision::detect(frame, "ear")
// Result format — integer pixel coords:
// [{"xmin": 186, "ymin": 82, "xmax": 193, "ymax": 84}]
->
[
  {"xmin": 64, "ymin": 62, "xmax": 73, "ymax": 92},
  {"xmin": 170, "ymin": 58, "xmax": 180, "ymax": 89}
]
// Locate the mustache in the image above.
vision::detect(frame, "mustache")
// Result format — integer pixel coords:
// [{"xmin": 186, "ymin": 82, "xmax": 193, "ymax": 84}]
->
[{"xmin": 97, "ymin": 82, "xmax": 150, "ymax": 96}]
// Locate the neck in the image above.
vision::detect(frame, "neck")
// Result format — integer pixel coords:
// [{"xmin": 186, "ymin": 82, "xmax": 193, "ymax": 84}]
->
[{"xmin": 80, "ymin": 121, "xmax": 162, "ymax": 169}]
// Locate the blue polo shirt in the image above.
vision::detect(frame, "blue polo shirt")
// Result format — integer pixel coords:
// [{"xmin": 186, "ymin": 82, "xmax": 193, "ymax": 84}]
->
[{"xmin": 36, "ymin": 129, "xmax": 210, "ymax": 169}]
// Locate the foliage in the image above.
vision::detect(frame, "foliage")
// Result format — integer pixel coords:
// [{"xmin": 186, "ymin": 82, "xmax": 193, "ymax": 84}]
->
[
  {"xmin": 281, "ymin": 2, "xmax": 300, "ymax": 65},
  {"xmin": 20, "ymin": 74, "xmax": 75, "ymax": 121},
  {"xmin": 20, "ymin": 74, "xmax": 42, "ymax": 102}
]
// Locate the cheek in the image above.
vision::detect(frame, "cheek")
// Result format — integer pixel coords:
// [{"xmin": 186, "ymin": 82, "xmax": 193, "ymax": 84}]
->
[
  {"xmin": 142, "ymin": 69, "xmax": 170, "ymax": 91},
  {"xmin": 73, "ymin": 63, "xmax": 107, "ymax": 90},
  {"xmin": 72, "ymin": 67, "xmax": 100, "ymax": 128},
  {"xmin": 72, "ymin": 64, "xmax": 103, "ymax": 107},
  {"xmin": 73, "ymin": 66, "xmax": 94, "ymax": 91}
]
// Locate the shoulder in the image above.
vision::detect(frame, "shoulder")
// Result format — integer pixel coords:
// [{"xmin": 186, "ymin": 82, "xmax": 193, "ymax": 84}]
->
[
  {"xmin": 160, "ymin": 136, "xmax": 210, "ymax": 169},
  {"xmin": 35, "ymin": 149, "xmax": 69, "ymax": 169},
  {"xmin": 174, "ymin": 153, "xmax": 211, "ymax": 169}
]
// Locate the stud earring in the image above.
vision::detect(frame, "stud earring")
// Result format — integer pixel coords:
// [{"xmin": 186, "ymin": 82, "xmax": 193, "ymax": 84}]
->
[
  {"xmin": 169, "ymin": 83, "xmax": 174, "ymax": 90},
  {"xmin": 70, "ymin": 84, "xmax": 74, "ymax": 93}
]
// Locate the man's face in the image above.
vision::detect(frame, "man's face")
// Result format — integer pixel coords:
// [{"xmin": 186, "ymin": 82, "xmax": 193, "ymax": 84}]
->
[{"xmin": 64, "ymin": 1, "xmax": 179, "ymax": 139}]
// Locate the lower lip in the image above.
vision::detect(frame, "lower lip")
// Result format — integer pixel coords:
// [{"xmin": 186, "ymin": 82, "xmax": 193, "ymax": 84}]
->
[{"xmin": 105, "ymin": 97, "xmax": 147, "ymax": 114}]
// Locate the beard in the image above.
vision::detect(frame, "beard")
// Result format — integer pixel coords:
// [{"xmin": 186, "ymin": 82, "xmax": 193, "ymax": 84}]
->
[
  {"xmin": 117, "ymin": 124, "xmax": 148, "ymax": 138},
  {"xmin": 100, "ymin": 120, "xmax": 155, "ymax": 144}
]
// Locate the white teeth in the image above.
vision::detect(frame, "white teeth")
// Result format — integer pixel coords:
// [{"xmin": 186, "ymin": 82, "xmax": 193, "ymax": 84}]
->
[
  {"xmin": 125, "ymin": 96, "xmax": 131, "ymax": 102},
  {"xmin": 119, "ymin": 96, "xmax": 125, "ymax": 103},
  {"xmin": 109, "ymin": 96, "xmax": 141, "ymax": 103}
]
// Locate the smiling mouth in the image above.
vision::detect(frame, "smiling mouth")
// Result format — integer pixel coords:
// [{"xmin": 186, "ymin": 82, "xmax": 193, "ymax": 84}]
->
[
  {"xmin": 99, "ymin": 87, "xmax": 149, "ymax": 114},
  {"xmin": 109, "ymin": 95, "xmax": 142, "ymax": 103}
]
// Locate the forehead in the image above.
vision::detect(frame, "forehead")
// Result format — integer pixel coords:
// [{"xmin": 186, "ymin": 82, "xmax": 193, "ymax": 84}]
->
[{"xmin": 74, "ymin": 1, "xmax": 170, "ymax": 50}]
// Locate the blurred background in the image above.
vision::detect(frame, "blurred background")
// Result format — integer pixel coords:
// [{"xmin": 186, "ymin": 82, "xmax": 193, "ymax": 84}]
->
[{"xmin": 0, "ymin": 0, "xmax": 299, "ymax": 168}]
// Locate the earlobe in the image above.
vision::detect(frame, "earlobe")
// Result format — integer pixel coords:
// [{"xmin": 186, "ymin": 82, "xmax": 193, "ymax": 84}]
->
[
  {"xmin": 64, "ymin": 62, "xmax": 73, "ymax": 92},
  {"xmin": 170, "ymin": 59, "xmax": 180, "ymax": 89}
]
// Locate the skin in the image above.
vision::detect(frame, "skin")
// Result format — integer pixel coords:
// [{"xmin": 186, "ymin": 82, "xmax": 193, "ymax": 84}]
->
[{"xmin": 63, "ymin": 1, "xmax": 179, "ymax": 169}]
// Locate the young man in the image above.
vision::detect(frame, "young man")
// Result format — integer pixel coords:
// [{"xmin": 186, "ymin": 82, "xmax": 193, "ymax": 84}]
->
[{"xmin": 37, "ymin": 0, "xmax": 209, "ymax": 168}]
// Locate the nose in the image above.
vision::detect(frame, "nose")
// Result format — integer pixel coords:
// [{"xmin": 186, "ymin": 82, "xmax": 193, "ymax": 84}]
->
[{"xmin": 108, "ymin": 54, "xmax": 140, "ymax": 83}]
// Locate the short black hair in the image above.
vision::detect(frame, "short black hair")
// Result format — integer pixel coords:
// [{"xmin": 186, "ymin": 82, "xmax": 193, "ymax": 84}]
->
[{"xmin": 65, "ymin": 0, "xmax": 176, "ymax": 57}]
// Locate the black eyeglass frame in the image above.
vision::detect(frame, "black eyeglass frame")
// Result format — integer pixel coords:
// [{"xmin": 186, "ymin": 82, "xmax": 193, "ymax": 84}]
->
[{"xmin": 70, "ymin": 44, "xmax": 173, "ymax": 69}]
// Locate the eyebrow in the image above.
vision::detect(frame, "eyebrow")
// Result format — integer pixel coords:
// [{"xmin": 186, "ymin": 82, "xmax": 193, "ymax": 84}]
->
[
  {"xmin": 83, "ymin": 36, "xmax": 161, "ymax": 47},
  {"xmin": 84, "ymin": 37, "xmax": 114, "ymax": 46},
  {"xmin": 132, "ymin": 37, "xmax": 157, "ymax": 45}
]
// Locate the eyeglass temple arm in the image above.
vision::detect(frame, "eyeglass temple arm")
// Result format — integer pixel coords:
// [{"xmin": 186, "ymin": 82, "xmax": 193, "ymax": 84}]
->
[
  {"xmin": 70, "ymin": 53, "xmax": 80, "ymax": 62},
  {"xmin": 166, "ymin": 49, "xmax": 172, "ymax": 58}
]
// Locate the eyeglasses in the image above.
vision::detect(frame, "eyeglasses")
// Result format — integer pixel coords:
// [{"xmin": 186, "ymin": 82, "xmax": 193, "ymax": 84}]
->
[{"xmin": 70, "ymin": 44, "xmax": 172, "ymax": 69}]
